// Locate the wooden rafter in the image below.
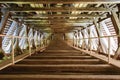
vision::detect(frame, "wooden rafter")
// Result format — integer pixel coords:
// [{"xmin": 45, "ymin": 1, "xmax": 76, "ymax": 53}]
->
[
  {"xmin": 0, "ymin": 0, "xmax": 120, "ymax": 4},
  {"xmin": 12, "ymin": 14, "xmax": 102, "ymax": 18},
  {"xmin": 8, "ymin": 7, "xmax": 109, "ymax": 12},
  {"xmin": 24, "ymin": 22, "xmax": 93, "ymax": 24},
  {"xmin": 23, "ymin": 18, "xmax": 93, "ymax": 20},
  {"xmin": 24, "ymin": 18, "xmax": 93, "ymax": 22}
]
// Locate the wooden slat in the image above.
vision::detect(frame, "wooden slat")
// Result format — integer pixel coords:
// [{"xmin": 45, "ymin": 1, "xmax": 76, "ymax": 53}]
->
[
  {"xmin": 14, "ymin": 64, "xmax": 109, "ymax": 67},
  {"xmin": 27, "ymin": 56, "xmax": 93, "ymax": 59},
  {"xmin": 1, "ymin": 74, "xmax": 120, "ymax": 80},
  {"xmin": 18, "ymin": 59, "xmax": 103, "ymax": 64}
]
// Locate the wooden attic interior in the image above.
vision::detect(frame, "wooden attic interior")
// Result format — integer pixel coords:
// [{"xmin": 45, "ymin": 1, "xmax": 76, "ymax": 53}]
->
[{"xmin": 0, "ymin": 0, "xmax": 120, "ymax": 80}]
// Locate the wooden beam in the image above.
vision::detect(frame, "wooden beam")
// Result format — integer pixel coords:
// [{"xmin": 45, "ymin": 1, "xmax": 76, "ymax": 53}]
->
[
  {"xmin": 23, "ymin": 18, "xmax": 93, "ymax": 20},
  {"xmin": 0, "ymin": 0, "xmax": 120, "ymax": 4},
  {"xmin": 24, "ymin": 22, "xmax": 93, "ymax": 25},
  {"xmin": 9, "ymin": 7, "xmax": 109, "ymax": 12},
  {"xmin": 24, "ymin": 19, "xmax": 93, "ymax": 22},
  {"xmin": 24, "ymin": 24, "xmax": 88, "ymax": 28},
  {"xmin": 12, "ymin": 14, "xmax": 102, "ymax": 18},
  {"xmin": 93, "ymin": 18, "xmax": 104, "ymax": 54}
]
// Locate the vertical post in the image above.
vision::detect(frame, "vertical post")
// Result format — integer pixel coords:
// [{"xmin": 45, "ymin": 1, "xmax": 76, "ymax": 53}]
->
[
  {"xmin": 76, "ymin": 37, "xmax": 78, "ymax": 47},
  {"xmin": 108, "ymin": 37, "xmax": 111, "ymax": 63},
  {"xmin": 11, "ymin": 36, "xmax": 14, "ymax": 65},
  {"xmin": 28, "ymin": 39, "xmax": 31, "ymax": 56},
  {"xmin": 89, "ymin": 28, "xmax": 91, "ymax": 52},
  {"xmin": 89, "ymin": 37, "xmax": 92, "ymax": 53},
  {"xmin": 76, "ymin": 31, "xmax": 79, "ymax": 47},
  {"xmin": 35, "ymin": 38, "xmax": 38, "ymax": 52},
  {"xmin": 93, "ymin": 18, "xmax": 104, "ymax": 54},
  {"xmin": 45, "ymin": 39, "xmax": 47, "ymax": 47},
  {"xmin": 73, "ymin": 33, "xmax": 75, "ymax": 46}
]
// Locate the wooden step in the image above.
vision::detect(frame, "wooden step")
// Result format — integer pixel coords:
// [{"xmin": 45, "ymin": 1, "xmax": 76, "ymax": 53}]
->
[
  {"xmin": 17, "ymin": 59, "xmax": 105, "ymax": 64},
  {"xmin": 1, "ymin": 74, "xmax": 120, "ymax": 80},
  {"xmin": 27, "ymin": 56, "xmax": 94, "ymax": 59},
  {"xmin": 43, "ymin": 50, "xmax": 80, "ymax": 53},
  {"xmin": 1, "ymin": 64, "xmax": 118, "ymax": 73},
  {"xmin": 1, "ymin": 35, "xmax": 120, "ymax": 80},
  {"xmin": 37, "ymin": 52, "xmax": 86, "ymax": 56}
]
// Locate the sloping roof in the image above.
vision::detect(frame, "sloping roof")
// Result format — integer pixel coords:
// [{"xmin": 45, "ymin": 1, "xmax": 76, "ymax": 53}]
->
[{"xmin": 0, "ymin": 0, "xmax": 119, "ymax": 32}]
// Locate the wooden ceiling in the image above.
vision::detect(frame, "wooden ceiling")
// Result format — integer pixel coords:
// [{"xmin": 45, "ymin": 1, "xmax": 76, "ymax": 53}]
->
[{"xmin": 0, "ymin": 0, "xmax": 119, "ymax": 32}]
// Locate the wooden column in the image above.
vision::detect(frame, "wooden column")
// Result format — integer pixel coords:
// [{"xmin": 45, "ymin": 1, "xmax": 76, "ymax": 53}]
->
[
  {"xmin": 73, "ymin": 32, "xmax": 75, "ymax": 46},
  {"xmin": 33, "ymin": 28, "xmax": 36, "ymax": 48},
  {"xmin": 11, "ymin": 36, "xmax": 15, "ymax": 65},
  {"xmin": 27, "ymin": 27, "xmax": 32, "ymax": 56}
]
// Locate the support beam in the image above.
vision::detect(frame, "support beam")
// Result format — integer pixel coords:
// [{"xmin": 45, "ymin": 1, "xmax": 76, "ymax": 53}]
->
[
  {"xmin": 93, "ymin": 18, "xmax": 104, "ymax": 54},
  {"xmin": 9, "ymin": 7, "xmax": 109, "ymax": 12},
  {"xmin": 24, "ymin": 22, "xmax": 93, "ymax": 25},
  {"xmin": 12, "ymin": 14, "xmax": 102, "ymax": 18},
  {"xmin": 23, "ymin": 18, "xmax": 93, "ymax": 20},
  {"xmin": 0, "ymin": 0, "xmax": 120, "ymax": 4},
  {"xmin": 23, "ymin": 18, "xmax": 93, "ymax": 22},
  {"xmin": 111, "ymin": 11, "xmax": 120, "ymax": 35},
  {"xmin": 24, "ymin": 24, "xmax": 86, "ymax": 28}
]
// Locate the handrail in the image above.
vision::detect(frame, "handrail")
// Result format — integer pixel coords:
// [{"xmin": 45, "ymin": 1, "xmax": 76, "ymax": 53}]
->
[
  {"xmin": 0, "ymin": 33, "xmax": 49, "ymax": 70},
  {"xmin": 67, "ymin": 34, "xmax": 120, "ymax": 63},
  {"xmin": 72, "ymin": 35, "xmax": 120, "ymax": 40}
]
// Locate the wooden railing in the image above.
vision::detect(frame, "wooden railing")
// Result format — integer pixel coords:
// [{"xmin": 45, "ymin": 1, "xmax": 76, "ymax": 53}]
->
[
  {"xmin": 0, "ymin": 34, "xmax": 49, "ymax": 70},
  {"xmin": 66, "ymin": 35, "xmax": 120, "ymax": 67}
]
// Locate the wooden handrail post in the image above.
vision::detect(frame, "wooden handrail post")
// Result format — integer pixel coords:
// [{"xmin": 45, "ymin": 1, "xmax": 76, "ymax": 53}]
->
[
  {"xmin": 28, "ymin": 38, "xmax": 31, "ymax": 56},
  {"xmin": 46, "ymin": 39, "xmax": 48, "ymax": 46},
  {"xmin": 89, "ymin": 37, "xmax": 92, "ymax": 54},
  {"xmin": 11, "ymin": 36, "xmax": 15, "ymax": 65},
  {"xmin": 73, "ymin": 35, "xmax": 74, "ymax": 46},
  {"xmin": 108, "ymin": 37, "xmax": 111, "ymax": 64},
  {"xmin": 35, "ymin": 39, "xmax": 38, "ymax": 52}
]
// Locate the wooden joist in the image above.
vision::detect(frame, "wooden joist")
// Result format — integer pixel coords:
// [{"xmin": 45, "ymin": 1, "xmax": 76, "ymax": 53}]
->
[
  {"xmin": 24, "ymin": 18, "xmax": 93, "ymax": 22},
  {"xmin": 9, "ymin": 7, "xmax": 109, "ymax": 12},
  {"xmin": 0, "ymin": 0, "xmax": 120, "ymax": 4},
  {"xmin": 12, "ymin": 14, "xmax": 103, "ymax": 18}
]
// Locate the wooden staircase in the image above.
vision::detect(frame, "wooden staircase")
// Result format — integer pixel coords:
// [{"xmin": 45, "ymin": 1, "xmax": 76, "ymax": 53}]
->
[{"xmin": 0, "ymin": 36, "xmax": 120, "ymax": 80}]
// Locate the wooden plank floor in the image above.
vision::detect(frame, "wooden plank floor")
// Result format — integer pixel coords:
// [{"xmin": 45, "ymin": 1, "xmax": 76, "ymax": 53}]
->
[{"xmin": 0, "ymin": 37, "xmax": 120, "ymax": 80}]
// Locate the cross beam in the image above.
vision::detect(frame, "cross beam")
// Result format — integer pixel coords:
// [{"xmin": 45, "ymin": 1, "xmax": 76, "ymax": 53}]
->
[
  {"xmin": 24, "ymin": 18, "xmax": 93, "ymax": 22},
  {"xmin": 12, "ymin": 14, "xmax": 102, "ymax": 18},
  {"xmin": 24, "ymin": 22, "xmax": 93, "ymax": 25},
  {"xmin": 0, "ymin": 0, "xmax": 119, "ymax": 4},
  {"xmin": 9, "ymin": 7, "xmax": 109, "ymax": 12}
]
